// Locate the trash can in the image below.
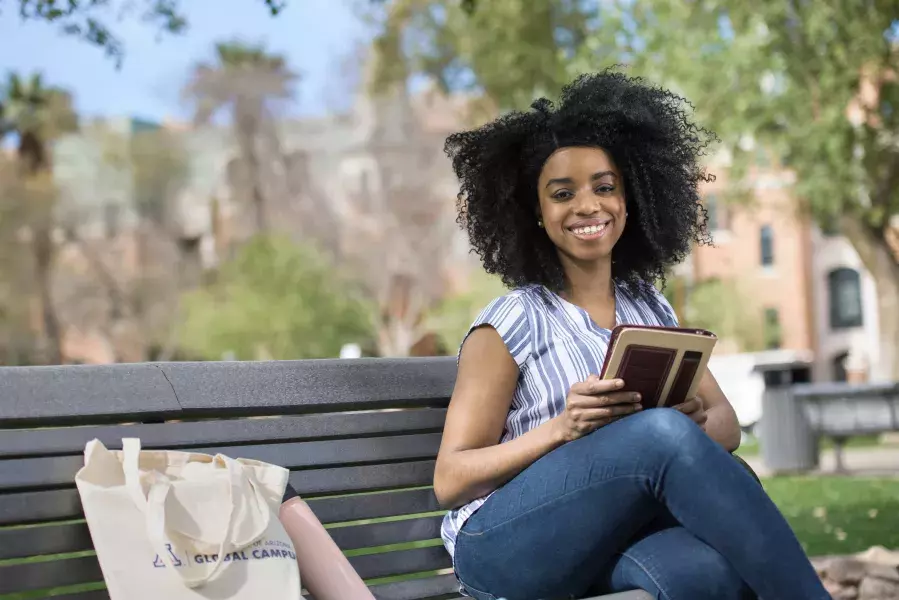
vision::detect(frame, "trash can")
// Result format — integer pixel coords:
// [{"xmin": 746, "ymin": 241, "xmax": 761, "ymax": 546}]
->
[{"xmin": 757, "ymin": 362, "xmax": 819, "ymax": 473}]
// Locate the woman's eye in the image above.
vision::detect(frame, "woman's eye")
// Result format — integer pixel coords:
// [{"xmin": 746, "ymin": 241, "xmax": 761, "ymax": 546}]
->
[
  {"xmin": 596, "ymin": 185, "xmax": 615, "ymax": 194},
  {"xmin": 552, "ymin": 190, "xmax": 573, "ymax": 200}
]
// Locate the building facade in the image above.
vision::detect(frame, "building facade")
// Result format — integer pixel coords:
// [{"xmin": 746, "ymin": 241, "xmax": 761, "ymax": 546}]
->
[{"xmin": 691, "ymin": 161, "xmax": 883, "ymax": 383}]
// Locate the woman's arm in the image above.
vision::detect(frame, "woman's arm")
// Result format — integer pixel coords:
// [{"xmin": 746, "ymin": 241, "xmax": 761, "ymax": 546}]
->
[
  {"xmin": 696, "ymin": 369, "xmax": 742, "ymax": 452},
  {"xmin": 434, "ymin": 326, "xmax": 566, "ymax": 509}
]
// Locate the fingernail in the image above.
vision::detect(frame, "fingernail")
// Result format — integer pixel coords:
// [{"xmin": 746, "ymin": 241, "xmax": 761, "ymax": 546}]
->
[
  {"xmin": 616, "ymin": 379, "xmax": 624, "ymax": 388},
  {"xmin": 633, "ymin": 393, "xmax": 641, "ymax": 401}
]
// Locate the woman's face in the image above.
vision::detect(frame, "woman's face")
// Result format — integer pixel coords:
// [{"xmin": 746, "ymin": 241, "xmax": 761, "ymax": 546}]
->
[{"xmin": 536, "ymin": 146, "xmax": 626, "ymax": 267}]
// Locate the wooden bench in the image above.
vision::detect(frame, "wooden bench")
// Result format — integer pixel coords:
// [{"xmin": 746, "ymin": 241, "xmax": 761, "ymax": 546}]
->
[
  {"xmin": 0, "ymin": 358, "xmax": 651, "ymax": 600},
  {"xmin": 795, "ymin": 381, "xmax": 899, "ymax": 471}
]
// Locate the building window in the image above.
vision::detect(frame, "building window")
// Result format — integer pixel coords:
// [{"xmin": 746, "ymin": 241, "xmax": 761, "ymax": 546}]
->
[
  {"xmin": 704, "ymin": 194, "xmax": 729, "ymax": 231},
  {"xmin": 828, "ymin": 268, "xmax": 863, "ymax": 329},
  {"xmin": 763, "ymin": 307, "xmax": 782, "ymax": 349},
  {"xmin": 760, "ymin": 225, "xmax": 774, "ymax": 266}
]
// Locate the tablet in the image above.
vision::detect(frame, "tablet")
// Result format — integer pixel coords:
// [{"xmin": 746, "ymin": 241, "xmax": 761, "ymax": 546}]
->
[{"xmin": 599, "ymin": 325, "xmax": 717, "ymax": 411}]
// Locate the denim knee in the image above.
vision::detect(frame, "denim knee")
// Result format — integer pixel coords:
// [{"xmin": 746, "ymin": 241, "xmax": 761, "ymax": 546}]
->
[
  {"xmin": 622, "ymin": 408, "xmax": 698, "ymax": 444},
  {"xmin": 657, "ymin": 550, "xmax": 751, "ymax": 600}
]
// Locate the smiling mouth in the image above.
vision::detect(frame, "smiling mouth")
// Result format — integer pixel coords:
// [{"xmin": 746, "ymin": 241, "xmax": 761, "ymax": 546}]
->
[{"xmin": 569, "ymin": 221, "xmax": 610, "ymax": 240}]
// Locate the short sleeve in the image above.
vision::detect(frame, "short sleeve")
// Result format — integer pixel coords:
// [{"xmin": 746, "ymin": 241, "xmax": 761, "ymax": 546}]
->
[
  {"xmin": 459, "ymin": 294, "xmax": 532, "ymax": 367},
  {"xmin": 649, "ymin": 286, "xmax": 679, "ymax": 327}
]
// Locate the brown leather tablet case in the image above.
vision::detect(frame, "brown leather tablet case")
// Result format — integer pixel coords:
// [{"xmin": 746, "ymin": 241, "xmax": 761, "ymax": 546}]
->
[{"xmin": 599, "ymin": 325, "xmax": 717, "ymax": 411}]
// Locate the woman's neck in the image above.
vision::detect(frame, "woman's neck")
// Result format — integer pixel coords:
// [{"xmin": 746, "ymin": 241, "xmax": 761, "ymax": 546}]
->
[{"xmin": 560, "ymin": 257, "xmax": 614, "ymax": 306}]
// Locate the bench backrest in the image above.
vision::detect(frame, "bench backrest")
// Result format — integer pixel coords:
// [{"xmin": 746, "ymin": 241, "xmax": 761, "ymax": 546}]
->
[
  {"xmin": 793, "ymin": 381, "xmax": 899, "ymax": 436},
  {"xmin": 0, "ymin": 358, "xmax": 460, "ymax": 600}
]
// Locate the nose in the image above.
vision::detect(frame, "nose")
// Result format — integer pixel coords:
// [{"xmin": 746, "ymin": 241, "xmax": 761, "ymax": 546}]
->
[{"xmin": 573, "ymin": 192, "xmax": 602, "ymax": 215}]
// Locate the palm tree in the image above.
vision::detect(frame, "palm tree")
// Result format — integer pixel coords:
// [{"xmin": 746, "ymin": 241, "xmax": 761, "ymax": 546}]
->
[
  {"xmin": 0, "ymin": 72, "xmax": 78, "ymax": 364},
  {"xmin": 184, "ymin": 41, "xmax": 297, "ymax": 233}
]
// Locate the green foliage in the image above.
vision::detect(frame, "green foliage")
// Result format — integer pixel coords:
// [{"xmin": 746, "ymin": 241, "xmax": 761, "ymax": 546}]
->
[
  {"xmin": 667, "ymin": 276, "xmax": 764, "ymax": 352},
  {"xmin": 569, "ymin": 1, "xmax": 899, "ymax": 232},
  {"xmin": 179, "ymin": 235, "xmax": 374, "ymax": 361},
  {"xmin": 426, "ymin": 268, "xmax": 507, "ymax": 352},
  {"xmin": 11, "ymin": 0, "xmax": 286, "ymax": 66},
  {"xmin": 370, "ymin": 0, "xmax": 593, "ymax": 110},
  {"xmin": 0, "ymin": 72, "xmax": 78, "ymax": 151}
]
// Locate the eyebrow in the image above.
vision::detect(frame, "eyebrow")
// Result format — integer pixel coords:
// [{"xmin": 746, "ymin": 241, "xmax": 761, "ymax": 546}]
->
[{"xmin": 545, "ymin": 171, "xmax": 617, "ymax": 189}]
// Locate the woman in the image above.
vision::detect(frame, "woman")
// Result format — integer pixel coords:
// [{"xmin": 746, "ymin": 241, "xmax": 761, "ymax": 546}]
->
[{"xmin": 436, "ymin": 71, "xmax": 829, "ymax": 600}]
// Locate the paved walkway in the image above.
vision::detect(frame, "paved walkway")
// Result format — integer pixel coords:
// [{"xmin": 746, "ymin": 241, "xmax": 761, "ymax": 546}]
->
[{"xmin": 742, "ymin": 446, "xmax": 899, "ymax": 477}]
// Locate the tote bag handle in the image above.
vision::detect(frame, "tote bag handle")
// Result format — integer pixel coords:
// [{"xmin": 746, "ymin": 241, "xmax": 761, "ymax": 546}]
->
[{"xmin": 122, "ymin": 438, "xmax": 270, "ymax": 588}]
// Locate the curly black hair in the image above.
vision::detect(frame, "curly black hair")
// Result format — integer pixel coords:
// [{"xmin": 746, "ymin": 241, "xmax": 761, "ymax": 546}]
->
[{"xmin": 445, "ymin": 69, "xmax": 717, "ymax": 296}]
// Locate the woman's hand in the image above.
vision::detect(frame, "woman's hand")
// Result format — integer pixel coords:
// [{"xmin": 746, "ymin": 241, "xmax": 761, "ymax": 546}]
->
[
  {"xmin": 551, "ymin": 375, "xmax": 643, "ymax": 443},
  {"xmin": 673, "ymin": 397, "xmax": 708, "ymax": 429}
]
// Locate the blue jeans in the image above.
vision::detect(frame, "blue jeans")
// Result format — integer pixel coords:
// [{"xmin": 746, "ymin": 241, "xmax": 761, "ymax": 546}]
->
[{"xmin": 453, "ymin": 409, "xmax": 829, "ymax": 600}]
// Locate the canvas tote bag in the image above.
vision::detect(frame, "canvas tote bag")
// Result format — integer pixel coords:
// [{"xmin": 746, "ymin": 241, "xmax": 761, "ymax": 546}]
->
[{"xmin": 74, "ymin": 438, "xmax": 302, "ymax": 600}]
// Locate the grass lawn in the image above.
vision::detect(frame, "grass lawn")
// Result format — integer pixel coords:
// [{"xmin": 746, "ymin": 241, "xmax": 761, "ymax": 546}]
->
[
  {"xmin": 763, "ymin": 475, "xmax": 899, "ymax": 556},
  {"xmin": 736, "ymin": 434, "xmax": 888, "ymax": 457}
]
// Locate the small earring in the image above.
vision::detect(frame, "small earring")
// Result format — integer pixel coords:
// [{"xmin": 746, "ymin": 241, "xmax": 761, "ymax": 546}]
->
[
  {"xmin": 625, "ymin": 211, "xmax": 629, "ymax": 217},
  {"xmin": 537, "ymin": 219, "xmax": 544, "ymax": 228}
]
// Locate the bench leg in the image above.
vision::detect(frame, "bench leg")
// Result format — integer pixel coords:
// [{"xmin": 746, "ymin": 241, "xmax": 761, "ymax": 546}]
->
[{"xmin": 832, "ymin": 437, "xmax": 847, "ymax": 473}]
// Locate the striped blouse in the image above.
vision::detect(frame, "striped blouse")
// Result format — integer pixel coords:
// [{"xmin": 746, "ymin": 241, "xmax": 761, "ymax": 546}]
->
[{"xmin": 440, "ymin": 281, "xmax": 679, "ymax": 558}]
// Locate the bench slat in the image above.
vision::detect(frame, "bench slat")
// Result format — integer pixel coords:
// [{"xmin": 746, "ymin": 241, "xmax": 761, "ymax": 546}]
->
[
  {"xmin": 328, "ymin": 515, "xmax": 443, "ymax": 551},
  {"xmin": 0, "ymin": 358, "xmax": 455, "ymax": 427},
  {"xmin": 351, "ymin": 545, "xmax": 452, "ymax": 580},
  {"xmin": 0, "ymin": 521, "xmax": 91, "ymax": 560},
  {"xmin": 0, "ymin": 409, "xmax": 447, "ymax": 458},
  {"xmin": 0, "ymin": 487, "xmax": 441, "ymax": 527},
  {"xmin": 0, "ymin": 435, "xmax": 440, "ymax": 491},
  {"xmin": 33, "ymin": 590, "xmax": 108, "ymax": 600},
  {"xmin": 0, "ymin": 364, "xmax": 180, "ymax": 426},
  {"xmin": 158, "ymin": 358, "xmax": 455, "ymax": 415},
  {"xmin": 0, "ymin": 546, "xmax": 451, "ymax": 594},
  {"xmin": 289, "ymin": 460, "xmax": 436, "ymax": 496},
  {"xmin": 45, "ymin": 574, "xmax": 463, "ymax": 600},
  {"xmin": 367, "ymin": 574, "xmax": 460, "ymax": 600},
  {"xmin": 0, "ymin": 555, "xmax": 104, "ymax": 594},
  {"xmin": 307, "ymin": 488, "xmax": 440, "ymax": 524},
  {"xmin": 0, "ymin": 515, "xmax": 444, "ymax": 561},
  {"xmin": 0, "ymin": 489, "xmax": 82, "ymax": 525}
]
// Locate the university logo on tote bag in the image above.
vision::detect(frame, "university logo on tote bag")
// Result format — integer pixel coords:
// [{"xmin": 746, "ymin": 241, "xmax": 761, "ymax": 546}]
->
[{"xmin": 74, "ymin": 438, "xmax": 302, "ymax": 600}]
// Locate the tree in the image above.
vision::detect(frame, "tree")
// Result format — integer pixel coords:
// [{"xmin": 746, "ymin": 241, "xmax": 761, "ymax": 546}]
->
[
  {"xmin": 69, "ymin": 124, "xmax": 194, "ymax": 362},
  {"xmin": 0, "ymin": 72, "xmax": 78, "ymax": 364},
  {"xmin": 372, "ymin": 1, "xmax": 899, "ymax": 378},
  {"xmin": 568, "ymin": 1, "xmax": 899, "ymax": 378},
  {"xmin": 426, "ymin": 267, "xmax": 507, "ymax": 353},
  {"xmin": 0, "ymin": 157, "xmax": 43, "ymax": 364},
  {"xmin": 184, "ymin": 41, "xmax": 297, "ymax": 233},
  {"xmin": 369, "ymin": 0, "xmax": 592, "ymax": 111},
  {"xmin": 664, "ymin": 276, "xmax": 765, "ymax": 353},
  {"xmin": 10, "ymin": 0, "xmax": 286, "ymax": 66},
  {"xmin": 178, "ymin": 235, "xmax": 374, "ymax": 361},
  {"xmin": 333, "ymin": 80, "xmax": 460, "ymax": 357}
]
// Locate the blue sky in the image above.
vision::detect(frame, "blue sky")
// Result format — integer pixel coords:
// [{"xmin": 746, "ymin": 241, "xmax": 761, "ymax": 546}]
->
[{"xmin": 0, "ymin": 1, "xmax": 371, "ymax": 123}]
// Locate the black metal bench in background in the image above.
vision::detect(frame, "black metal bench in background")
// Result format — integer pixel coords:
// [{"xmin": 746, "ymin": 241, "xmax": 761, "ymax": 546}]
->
[{"xmin": 0, "ymin": 358, "xmax": 651, "ymax": 600}]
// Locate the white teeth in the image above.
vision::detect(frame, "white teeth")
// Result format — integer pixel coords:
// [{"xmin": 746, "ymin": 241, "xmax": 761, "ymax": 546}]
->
[{"xmin": 572, "ymin": 223, "xmax": 608, "ymax": 236}]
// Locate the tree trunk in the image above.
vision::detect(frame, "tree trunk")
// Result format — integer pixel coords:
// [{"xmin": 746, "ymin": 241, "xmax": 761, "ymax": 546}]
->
[
  {"xmin": 33, "ymin": 226, "xmax": 63, "ymax": 364},
  {"xmin": 840, "ymin": 216, "xmax": 899, "ymax": 380},
  {"xmin": 19, "ymin": 132, "xmax": 63, "ymax": 364},
  {"xmin": 236, "ymin": 111, "xmax": 267, "ymax": 233}
]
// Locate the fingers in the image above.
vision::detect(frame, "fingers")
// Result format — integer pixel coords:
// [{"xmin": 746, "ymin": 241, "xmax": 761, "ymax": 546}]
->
[
  {"xmin": 675, "ymin": 398, "xmax": 703, "ymax": 414},
  {"xmin": 576, "ymin": 403, "xmax": 642, "ymax": 422},
  {"xmin": 570, "ymin": 375, "xmax": 625, "ymax": 397}
]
